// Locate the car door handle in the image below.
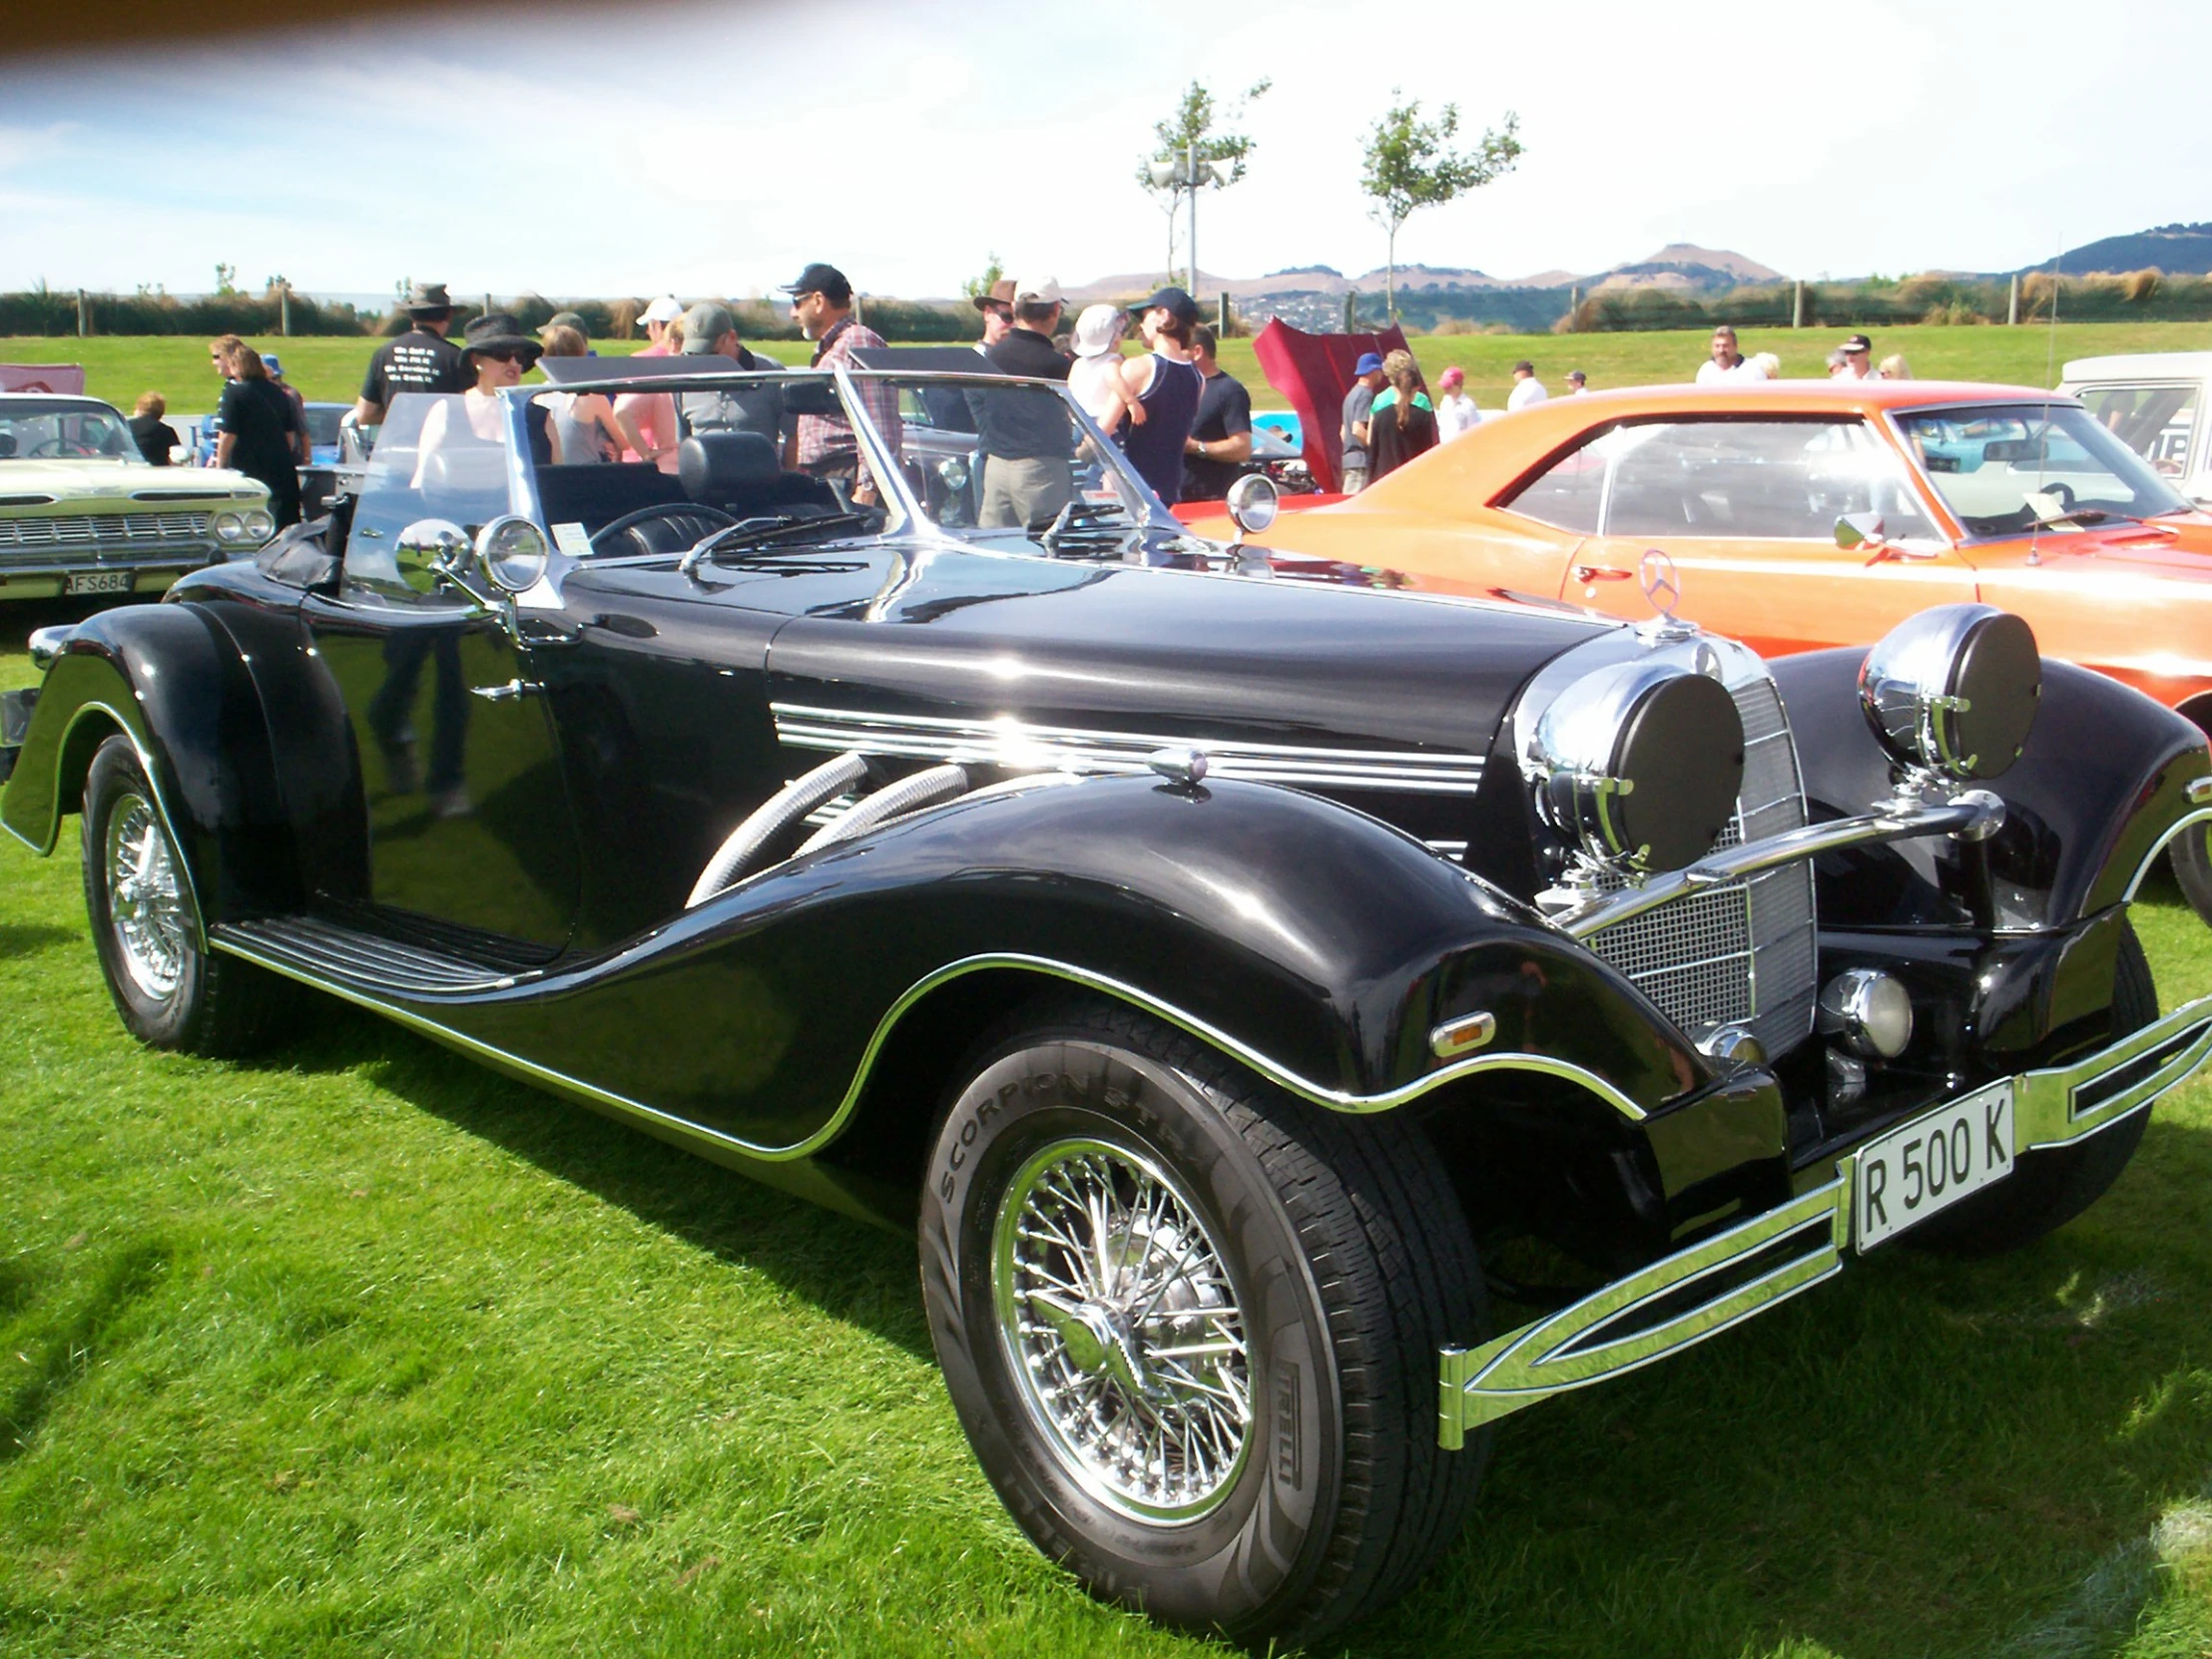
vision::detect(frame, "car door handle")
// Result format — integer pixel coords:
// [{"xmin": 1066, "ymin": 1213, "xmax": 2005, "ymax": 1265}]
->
[
  {"xmin": 1572, "ymin": 564, "xmax": 1634, "ymax": 582},
  {"xmin": 470, "ymin": 678, "xmax": 541, "ymax": 703}
]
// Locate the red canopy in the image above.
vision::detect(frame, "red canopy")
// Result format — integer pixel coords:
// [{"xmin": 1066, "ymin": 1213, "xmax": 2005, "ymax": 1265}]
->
[{"xmin": 1250, "ymin": 318, "xmax": 1410, "ymax": 494}]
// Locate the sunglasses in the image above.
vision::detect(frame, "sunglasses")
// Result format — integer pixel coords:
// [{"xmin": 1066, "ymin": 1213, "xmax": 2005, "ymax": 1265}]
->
[{"xmin": 478, "ymin": 347, "xmax": 533, "ymax": 364}]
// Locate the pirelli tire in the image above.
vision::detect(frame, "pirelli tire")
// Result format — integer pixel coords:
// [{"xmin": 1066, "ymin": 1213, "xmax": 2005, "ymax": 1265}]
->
[
  {"xmin": 80, "ymin": 735, "xmax": 298, "ymax": 1057},
  {"xmin": 917, "ymin": 994, "xmax": 1490, "ymax": 1644},
  {"xmin": 1911, "ymin": 918, "xmax": 2156, "ymax": 1257}
]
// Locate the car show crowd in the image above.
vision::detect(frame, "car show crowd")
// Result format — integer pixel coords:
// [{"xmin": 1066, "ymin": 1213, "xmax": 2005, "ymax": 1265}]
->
[{"xmin": 111, "ymin": 261, "xmax": 1943, "ymax": 530}]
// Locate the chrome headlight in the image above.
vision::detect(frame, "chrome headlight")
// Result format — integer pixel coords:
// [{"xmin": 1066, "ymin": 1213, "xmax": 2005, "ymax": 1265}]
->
[
  {"xmin": 213, "ymin": 511, "xmax": 246, "ymax": 544},
  {"xmin": 242, "ymin": 507, "xmax": 276, "ymax": 542},
  {"xmin": 1860, "ymin": 604, "xmax": 2039, "ymax": 784},
  {"xmin": 1530, "ymin": 658, "xmax": 1746, "ymax": 874}
]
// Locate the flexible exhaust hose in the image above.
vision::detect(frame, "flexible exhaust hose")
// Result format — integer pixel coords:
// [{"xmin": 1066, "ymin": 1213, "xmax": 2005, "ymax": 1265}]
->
[
  {"xmin": 794, "ymin": 763, "xmax": 971, "ymax": 858},
  {"xmin": 685, "ymin": 750, "xmax": 870, "ymax": 909}
]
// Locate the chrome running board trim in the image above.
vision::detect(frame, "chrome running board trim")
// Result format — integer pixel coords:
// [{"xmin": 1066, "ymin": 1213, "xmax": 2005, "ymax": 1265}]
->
[{"xmin": 1439, "ymin": 1180, "xmax": 1847, "ymax": 1447}]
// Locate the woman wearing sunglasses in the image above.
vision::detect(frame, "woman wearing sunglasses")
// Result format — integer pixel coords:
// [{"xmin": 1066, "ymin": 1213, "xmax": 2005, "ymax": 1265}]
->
[{"xmin": 412, "ymin": 312, "xmax": 557, "ymax": 482}]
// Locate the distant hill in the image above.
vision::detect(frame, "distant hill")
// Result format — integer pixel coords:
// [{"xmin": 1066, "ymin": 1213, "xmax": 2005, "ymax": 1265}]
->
[
  {"xmin": 2039, "ymin": 224, "xmax": 2212, "ymax": 276},
  {"xmin": 1057, "ymin": 244, "xmax": 1777, "ymax": 308}
]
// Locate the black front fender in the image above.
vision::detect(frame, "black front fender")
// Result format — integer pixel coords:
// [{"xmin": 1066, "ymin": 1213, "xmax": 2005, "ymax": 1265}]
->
[
  {"xmin": 382, "ymin": 775, "xmax": 1716, "ymax": 1156},
  {"xmin": 1773, "ymin": 648, "xmax": 2211, "ymax": 928}
]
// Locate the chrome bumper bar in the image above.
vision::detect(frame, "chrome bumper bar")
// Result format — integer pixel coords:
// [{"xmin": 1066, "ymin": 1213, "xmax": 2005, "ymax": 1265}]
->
[
  {"xmin": 1438, "ymin": 991, "xmax": 2212, "ymax": 1448},
  {"xmin": 1553, "ymin": 789, "xmax": 2003, "ymax": 939}
]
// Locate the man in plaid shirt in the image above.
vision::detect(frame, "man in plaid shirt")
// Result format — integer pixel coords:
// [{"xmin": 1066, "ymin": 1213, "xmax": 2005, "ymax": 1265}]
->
[{"xmin": 780, "ymin": 262, "xmax": 901, "ymax": 502}]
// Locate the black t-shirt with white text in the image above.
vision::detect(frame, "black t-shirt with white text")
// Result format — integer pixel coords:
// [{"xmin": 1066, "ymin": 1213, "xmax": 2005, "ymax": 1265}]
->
[
  {"xmin": 360, "ymin": 327, "xmax": 466, "ymax": 409},
  {"xmin": 1182, "ymin": 367, "xmax": 1254, "ymax": 501}
]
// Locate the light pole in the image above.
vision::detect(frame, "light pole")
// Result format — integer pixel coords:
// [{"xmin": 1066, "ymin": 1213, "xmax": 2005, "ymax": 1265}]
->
[{"xmin": 1148, "ymin": 144, "xmax": 1231, "ymax": 299}]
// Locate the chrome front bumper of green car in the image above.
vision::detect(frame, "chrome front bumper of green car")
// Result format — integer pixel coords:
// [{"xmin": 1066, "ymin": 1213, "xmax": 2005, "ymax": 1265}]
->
[{"xmin": 1438, "ymin": 992, "xmax": 2212, "ymax": 1448}]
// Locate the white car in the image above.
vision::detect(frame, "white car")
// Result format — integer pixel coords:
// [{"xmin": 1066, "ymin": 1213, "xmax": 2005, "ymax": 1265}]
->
[{"xmin": 2059, "ymin": 351, "xmax": 2212, "ymax": 508}]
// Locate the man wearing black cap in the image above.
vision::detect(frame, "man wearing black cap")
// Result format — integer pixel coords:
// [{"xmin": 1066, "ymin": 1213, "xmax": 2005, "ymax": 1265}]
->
[
  {"xmin": 780, "ymin": 262, "xmax": 899, "ymax": 500},
  {"xmin": 1834, "ymin": 333, "xmax": 1877, "ymax": 380},
  {"xmin": 1115, "ymin": 286, "xmax": 1204, "ymax": 505},
  {"xmin": 356, "ymin": 280, "xmax": 469, "ymax": 428}
]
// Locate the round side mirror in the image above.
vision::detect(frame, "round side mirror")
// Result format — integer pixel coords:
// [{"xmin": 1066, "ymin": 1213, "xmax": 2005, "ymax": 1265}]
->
[
  {"xmin": 1225, "ymin": 473, "xmax": 1280, "ymax": 537},
  {"xmin": 475, "ymin": 515, "xmax": 550, "ymax": 596},
  {"xmin": 395, "ymin": 518, "xmax": 470, "ymax": 589}
]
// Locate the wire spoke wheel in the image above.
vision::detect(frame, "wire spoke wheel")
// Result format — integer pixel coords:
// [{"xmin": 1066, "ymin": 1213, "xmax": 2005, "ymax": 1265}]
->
[
  {"xmin": 104, "ymin": 791, "xmax": 188, "ymax": 1000},
  {"xmin": 991, "ymin": 1136, "xmax": 1251, "ymax": 1523}
]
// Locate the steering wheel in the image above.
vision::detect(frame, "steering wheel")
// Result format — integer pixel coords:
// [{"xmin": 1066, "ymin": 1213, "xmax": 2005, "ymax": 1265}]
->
[
  {"xmin": 2040, "ymin": 481, "xmax": 2076, "ymax": 511},
  {"xmin": 589, "ymin": 502, "xmax": 739, "ymax": 557},
  {"xmin": 27, "ymin": 438, "xmax": 99, "ymax": 459}
]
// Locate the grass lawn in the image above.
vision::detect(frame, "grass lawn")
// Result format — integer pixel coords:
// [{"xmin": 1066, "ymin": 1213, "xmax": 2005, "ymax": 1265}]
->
[
  {"xmin": 7, "ymin": 319, "xmax": 2208, "ymax": 421},
  {"xmin": 1, "ymin": 595, "xmax": 2210, "ymax": 1656}
]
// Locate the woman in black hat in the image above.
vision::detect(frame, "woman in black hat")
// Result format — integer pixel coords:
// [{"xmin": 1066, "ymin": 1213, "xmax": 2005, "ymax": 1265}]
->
[{"xmin": 413, "ymin": 312, "xmax": 556, "ymax": 475}]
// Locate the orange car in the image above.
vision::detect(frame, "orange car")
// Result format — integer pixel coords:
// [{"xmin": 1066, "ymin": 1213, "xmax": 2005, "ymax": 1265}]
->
[{"xmin": 1202, "ymin": 378, "xmax": 2212, "ymax": 721}]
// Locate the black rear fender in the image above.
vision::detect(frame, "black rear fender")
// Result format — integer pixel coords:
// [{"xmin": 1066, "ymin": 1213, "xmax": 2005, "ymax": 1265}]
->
[{"xmin": 1, "ymin": 603, "xmax": 299, "ymax": 919}]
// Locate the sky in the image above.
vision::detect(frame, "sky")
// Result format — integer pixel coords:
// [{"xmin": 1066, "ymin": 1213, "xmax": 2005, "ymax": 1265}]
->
[{"xmin": 2, "ymin": 0, "xmax": 2206, "ymax": 302}]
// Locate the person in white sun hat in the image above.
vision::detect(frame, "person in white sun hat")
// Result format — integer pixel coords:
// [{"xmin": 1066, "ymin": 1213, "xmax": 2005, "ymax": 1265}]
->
[{"xmin": 636, "ymin": 294, "xmax": 684, "ymax": 357}]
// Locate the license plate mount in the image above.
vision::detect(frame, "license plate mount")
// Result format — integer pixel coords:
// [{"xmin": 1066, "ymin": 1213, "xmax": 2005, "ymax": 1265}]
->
[{"xmin": 1853, "ymin": 1080, "xmax": 2014, "ymax": 1252}]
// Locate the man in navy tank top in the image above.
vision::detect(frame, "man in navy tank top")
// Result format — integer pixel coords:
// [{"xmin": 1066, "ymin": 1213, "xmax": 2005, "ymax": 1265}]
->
[{"xmin": 1115, "ymin": 286, "xmax": 1204, "ymax": 506}]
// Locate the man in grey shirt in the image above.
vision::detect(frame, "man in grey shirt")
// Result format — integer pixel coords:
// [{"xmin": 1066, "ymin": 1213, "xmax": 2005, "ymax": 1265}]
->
[
  {"xmin": 1341, "ymin": 351, "xmax": 1385, "ymax": 493},
  {"xmin": 677, "ymin": 301, "xmax": 787, "ymax": 447}
]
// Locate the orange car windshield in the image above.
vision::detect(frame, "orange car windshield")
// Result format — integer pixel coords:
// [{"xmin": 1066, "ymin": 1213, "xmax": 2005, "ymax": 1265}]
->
[{"xmin": 1897, "ymin": 404, "xmax": 2192, "ymax": 538}]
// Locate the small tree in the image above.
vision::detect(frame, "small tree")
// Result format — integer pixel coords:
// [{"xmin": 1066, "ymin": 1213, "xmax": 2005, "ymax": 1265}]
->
[
  {"xmin": 1360, "ymin": 95, "xmax": 1522, "ymax": 320},
  {"xmin": 961, "ymin": 253, "xmax": 1006, "ymax": 301},
  {"xmin": 214, "ymin": 262, "xmax": 238, "ymax": 296},
  {"xmin": 1137, "ymin": 79, "xmax": 1272, "ymax": 284}
]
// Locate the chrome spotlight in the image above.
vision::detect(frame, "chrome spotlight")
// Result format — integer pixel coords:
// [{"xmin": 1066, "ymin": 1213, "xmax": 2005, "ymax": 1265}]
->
[
  {"xmin": 1529, "ymin": 659, "xmax": 1746, "ymax": 874},
  {"xmin": 1860, "ymin": 605, "xmax": 2039, "ymax": 784}
]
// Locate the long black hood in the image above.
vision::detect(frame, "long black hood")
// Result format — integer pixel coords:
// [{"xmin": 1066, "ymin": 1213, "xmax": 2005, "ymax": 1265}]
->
[{"xmin": 758, "ymin": 543, "xmax": 1611, "ymax": 760}]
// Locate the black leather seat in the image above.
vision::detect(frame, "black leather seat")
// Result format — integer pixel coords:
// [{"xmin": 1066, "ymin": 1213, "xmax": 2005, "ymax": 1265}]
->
[{"xmin": 678, "ymin": 432, "xmax": 839, "ymax": 519}]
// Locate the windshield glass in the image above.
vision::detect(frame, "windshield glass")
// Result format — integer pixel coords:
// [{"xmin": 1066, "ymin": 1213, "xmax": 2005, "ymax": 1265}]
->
[
  {"xmin": 524, "ymin": 370, "xmax": 897, "ymax": 557},
  {"xmin": 0, "ymin": 398, "xmax": 140, "ymax": 462},
  {"xmin": 343, "ymin": 392, "xmax": 520, "ymax": 591},
  {"xmin": 2073, "ymin": 383, "xmax": 2198, "ymax": 478},
  {"xmin": 883, "ymin": 373, "xmax": 1157, "ymax": 550},
  {"xmin": 1897, "ymin": 402, "xmax": 2194, "ymax": 536}
]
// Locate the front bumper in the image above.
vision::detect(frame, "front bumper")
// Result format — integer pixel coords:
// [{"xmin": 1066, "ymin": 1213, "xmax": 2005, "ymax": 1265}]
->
[{"xmin": 1438, "ymin": 991, "xmax": 2212, "ymax": 1448}]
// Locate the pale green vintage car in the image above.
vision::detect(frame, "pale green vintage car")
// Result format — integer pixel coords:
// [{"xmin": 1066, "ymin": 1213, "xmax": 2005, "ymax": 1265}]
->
[{"xmin": 0, "ymin": 392, "xmax": 275, "ymax": 602}]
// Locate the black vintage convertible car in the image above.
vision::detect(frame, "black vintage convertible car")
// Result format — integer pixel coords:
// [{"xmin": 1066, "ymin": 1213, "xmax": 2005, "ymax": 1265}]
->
[{"xmin": 6, "ymin": 366, "xmax": 2212, "ymax": 1643}]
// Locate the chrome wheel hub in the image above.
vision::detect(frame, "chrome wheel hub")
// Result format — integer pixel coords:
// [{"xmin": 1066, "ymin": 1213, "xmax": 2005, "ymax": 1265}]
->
[
  {"xmin": 106, "ymin": 792, "xmax": 188, "ymax": 1000},
  {"xmin": 992, "ymin": 1137, "xmax": 1251, "ymax": 1522}
]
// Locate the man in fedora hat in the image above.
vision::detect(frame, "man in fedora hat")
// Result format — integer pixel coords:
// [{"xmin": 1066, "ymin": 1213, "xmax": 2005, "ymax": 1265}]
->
[
  {"xmin": 921, "ymin": 277, "xmax": 1017, "ymax": 434},
  {"xmin": 356, "ymin": 280, "xmax": 469, "ymax": 428}
]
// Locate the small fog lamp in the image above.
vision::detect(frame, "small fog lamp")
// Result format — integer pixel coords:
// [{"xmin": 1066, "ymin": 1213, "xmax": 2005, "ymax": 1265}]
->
[{"xmin": 1819, "ymin": 968, "xmax": 1914, "ymax": 1059}]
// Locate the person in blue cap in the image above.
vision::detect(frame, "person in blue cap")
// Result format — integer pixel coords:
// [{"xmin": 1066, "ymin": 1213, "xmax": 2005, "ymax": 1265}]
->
[{"xmin": 1341, "ymin": 351, "xmax": 1386, "ymax": 493}]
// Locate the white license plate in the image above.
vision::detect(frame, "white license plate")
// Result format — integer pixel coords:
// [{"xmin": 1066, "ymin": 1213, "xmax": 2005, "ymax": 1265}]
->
[
  {"xmin": 65, "ymin": 570, "xmax": 132, "ymax": 596},
  {"xmin": 1853, "ymin": 1080, "xmax": 2014, "ymax": 1251}
]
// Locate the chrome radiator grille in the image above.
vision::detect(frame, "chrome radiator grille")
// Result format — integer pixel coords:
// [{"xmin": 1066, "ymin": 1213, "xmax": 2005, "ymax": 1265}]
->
[
  {"xmin": 0, "ymin": 512, "xmax": 214, "ymax": 567},
  {"xmin": 1585, "ymin": 674, "xmax": 1818, "ymax": 1057}
]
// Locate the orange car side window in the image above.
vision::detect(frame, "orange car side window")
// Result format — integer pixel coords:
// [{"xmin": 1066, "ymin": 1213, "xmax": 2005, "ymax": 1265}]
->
[{"xmin": 1503, "ymin": 437, "xmax": 1608, "ymax": 533}]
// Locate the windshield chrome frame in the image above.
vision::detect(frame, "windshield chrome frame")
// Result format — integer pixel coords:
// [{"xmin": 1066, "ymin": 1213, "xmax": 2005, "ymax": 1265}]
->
[{"xmin": 1880, "ymin": 395, "xmax": 2199, "ymax": 546}]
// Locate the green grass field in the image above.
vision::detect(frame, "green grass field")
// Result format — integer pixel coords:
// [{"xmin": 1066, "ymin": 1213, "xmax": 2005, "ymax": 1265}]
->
[
  {"xmin": 7, "ymin": 318, "xmax": 2207, "ymax": 422},
  {"xmin": 2, "ymin": 603, "xmax": 2211, "ymax": 1656}
]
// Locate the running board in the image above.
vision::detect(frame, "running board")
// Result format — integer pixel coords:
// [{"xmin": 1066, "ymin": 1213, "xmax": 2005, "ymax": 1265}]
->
[{"xmin": 214, "ymin": 916, "xmax": 535, "ymax": 995}]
